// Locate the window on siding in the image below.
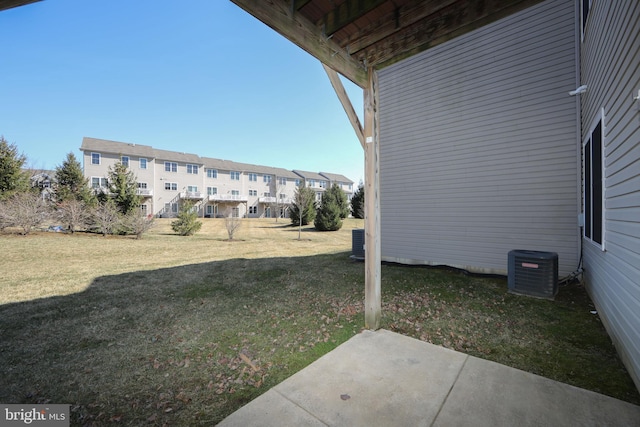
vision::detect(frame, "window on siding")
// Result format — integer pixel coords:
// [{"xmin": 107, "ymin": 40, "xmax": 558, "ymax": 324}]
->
[
  {"xmin": 91, "ymin": 153, "xmax": 100, "ymax": 165},
  {"xmin": 207, "ymin": 187, "xmax": 217, "ymax": 196},
  {"xmin": 249, "ymin": 190, "xmax": 257, "ymax": 196},
  {"xmin": 165, "ymin": 162, "xmax": 177, "ymax": 172},
  {"xmin": 279, "ymin": 177, "xmax": 287, "ymax": 185},
  {"xmin": 165, "ymin": 182, "xmax": 178, "ymax": 191},
  {"xmin": 187, "ymin": 164, "xmax": 198, "ymax": 174},
  {"xmin": 139, "ymin": 158, "xmax": 147, "ymax": 169},
  {"xmin": 248, "ymin": 173, "xmax": 257, "ymax": 182},
  {"xmin": 263, "ymin": 175, "xmax": 272, "ymax": 183},
  {"xmin": 207, "ymin": 169, "xmax": 218, "ymax": 179},
  {"xmin": 231, "ymin": 190, "xmax": 240, "ymax": 196},
  {"xmin": 583, "ymin": 115, "xmax": 603, "ymax": 247},
  {"xmin": 231, "ymin": 171, "xmax": 240, "ymax": 180}
]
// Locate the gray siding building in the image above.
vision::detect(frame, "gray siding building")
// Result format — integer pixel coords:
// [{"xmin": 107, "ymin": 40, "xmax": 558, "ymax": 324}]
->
[{"xmin": 378, "ymin": 0, "xmax": 579, "ymax": 276}]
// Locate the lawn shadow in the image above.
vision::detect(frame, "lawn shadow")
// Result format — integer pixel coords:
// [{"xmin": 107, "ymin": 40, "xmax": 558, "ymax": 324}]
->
[{"xmin": 0, "ymin": 251, "xmax": 361, "ymax": 425}]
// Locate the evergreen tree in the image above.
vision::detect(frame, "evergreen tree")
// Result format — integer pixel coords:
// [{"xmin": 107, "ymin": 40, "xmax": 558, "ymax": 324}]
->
[
  {"xmin": 107, "ymin": 161, "xmax": 141, "ymax": 216},
  {"xmin": 290, "ymin": 184, "xmax": 316, "ymax": 226},
  {"xmin": 54, "ymin": 152, "xmax": 94, "ymax": 204},
  {"xmin": 171, "ymin": 201, "xmax": 202, "ymax": 236},
  {"xmin": 327, "ymin": 183, "xmax": 349, "ymax": 219},
  {"xmin": 350, "ymin": 182, "xmax": 365, "ymax": 219},
  {"xmin": 0, "ymin": 136, "xmax": 29, "ymax": 200},
  {"xmin": 314, "ymin": 186, "xmax": 344, "ymax": 231}
]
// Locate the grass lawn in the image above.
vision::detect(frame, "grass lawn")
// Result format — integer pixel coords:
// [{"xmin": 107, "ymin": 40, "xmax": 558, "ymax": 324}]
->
[{"xmin": 1, "ymin": 218, "xmax": 638, "ymax": 425}]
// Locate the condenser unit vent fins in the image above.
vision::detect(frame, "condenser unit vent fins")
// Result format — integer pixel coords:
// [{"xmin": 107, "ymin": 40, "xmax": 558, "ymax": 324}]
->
[
  {"xmin": 508, "ymin": 250, "xmax": 558, "ymax": 299},
  {"xmin": 351, "ymin": 229, "xmax": 365, "ymax": 260}
]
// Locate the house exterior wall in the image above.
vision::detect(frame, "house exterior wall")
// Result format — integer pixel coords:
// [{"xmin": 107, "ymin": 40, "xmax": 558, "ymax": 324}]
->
[
  {"xmin": 80, "ymin": 138, "xmax": 351, "ymax": 219},
  {"xmin": 580, "ymin": 1, "xmax": 640, "ymax": 391},
  {"xmin": 377, "ymin": 0, "xmax": 579, "ymax": 276}
]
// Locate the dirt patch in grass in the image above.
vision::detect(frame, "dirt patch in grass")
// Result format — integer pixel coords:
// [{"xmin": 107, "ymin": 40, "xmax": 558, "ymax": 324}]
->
[{"xmin": 1, "ymin": 218, "xmax": 638, "ymax": 425}]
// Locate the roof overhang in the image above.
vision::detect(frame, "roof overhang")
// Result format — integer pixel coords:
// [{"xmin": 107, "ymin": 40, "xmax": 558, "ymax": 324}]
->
[
  {"xmin": 230, "ymin": 0, "xmax": 545, "ymax": 88},
  {"xmin": 0, "ymin": 0, "xmax": 41, "ymax": 12}
]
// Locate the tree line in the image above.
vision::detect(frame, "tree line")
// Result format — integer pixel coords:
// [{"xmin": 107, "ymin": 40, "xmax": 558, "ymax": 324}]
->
[{"xmin": 0, "ymin": 136, "xmax": 152, "ymax": 237}]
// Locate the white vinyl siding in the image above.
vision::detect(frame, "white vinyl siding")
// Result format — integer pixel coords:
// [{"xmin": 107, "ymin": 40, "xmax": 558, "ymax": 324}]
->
[
  {"xmin": 378, "ymin": 0, "xmax": 578, "ymax": 276},
  {"xmin": 580, "ymin": 1, "xmax": 640, "ymax": 391}
]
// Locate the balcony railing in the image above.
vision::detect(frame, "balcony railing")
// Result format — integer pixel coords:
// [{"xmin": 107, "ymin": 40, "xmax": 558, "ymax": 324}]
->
[
  {"xmin": 258, "ymin": 196, "xmax": 277, "ymax": 204},
  {"xmin": 209, "ymin": 194, "xmax": 248, "ymax": 202},
  {"xmin": 137, "ymin": 189, "xmax": 153, "ymax": 197},
  {"xmin": 180, "ymin": 191, "xmax": 204, "ymax": 200}
]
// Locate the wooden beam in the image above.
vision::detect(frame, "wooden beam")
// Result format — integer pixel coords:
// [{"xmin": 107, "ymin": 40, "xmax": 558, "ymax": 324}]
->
[
  {"xmin": 363, "ymin": 67, "xmax": 381, "ymax": 330},
  {"xmin": 230, "ymin": 0, "xmax": 368, "ymax": 88},
  {"xmin": 349, "ymin": 0, "xmax": 545, "ymax": 68},
  {"xmin": 321, "ymin": 0, "xmax": 388, "ymax": 36},
  {"xmin": 322, "ymin": 63, "xmax": 365, "ymax": 148}
]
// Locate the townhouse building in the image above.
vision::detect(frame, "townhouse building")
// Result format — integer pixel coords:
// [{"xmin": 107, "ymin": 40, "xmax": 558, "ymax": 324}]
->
[
  {"xmin": 292, "ymin": 170, "xmax": 354, "ymax": 203},
  {"xmin": 80, "ymin": 137, "xmax": 353, "ymax": 218}
]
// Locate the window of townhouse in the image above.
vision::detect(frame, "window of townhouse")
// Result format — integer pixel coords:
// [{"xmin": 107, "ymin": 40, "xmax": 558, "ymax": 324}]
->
[
  {"xmin": 187, "ymin": 164, "xmax": 198, "ymax": 174},
  {"xmin": 583, "ymin": 111, "xmax": 604, "ymax": 248},
  {"xmin": 139, "ymin": 158, "xmax": 147, "ymax": 169},
  {"xmin": 263, "ymin": 175, "xmax": 272, "ymax": 183},
  {"xmin": 207, "ymin": 187, "xmax": 217, "ymax": 196},
  {"xmin": 207, "ymin": 169, "xmax": 218, "ymax": 179},
  {"xmin": 121, "ymin": 156, "xmax": 129, "ymax": 167},
  {"xmin": 165, "ymin": 162, "xmax": 177, "ymax": 172},
  {"xmin": 91, "ymin": 152, "xmax": 100, "ymax": 165},
  {"xmin": 249, "ymin": 173, "xmax": 257, "ymax": 181},
  {"xmin": 231, "ymin": 171, "xmax": 240, "ymax": 180},
  {"xmin": 164, "ymin": 182, "xmax": 178, "ymax": 191}
]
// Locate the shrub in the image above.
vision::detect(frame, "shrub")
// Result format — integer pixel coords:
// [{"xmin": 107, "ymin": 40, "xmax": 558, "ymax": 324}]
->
[
  {"xmin": 171, "ymin": 201, "xmax": 202, "ymax": 236},
  {"xmin": 314, "ymin": 191, "xmax": 343, "ymax": 231}
]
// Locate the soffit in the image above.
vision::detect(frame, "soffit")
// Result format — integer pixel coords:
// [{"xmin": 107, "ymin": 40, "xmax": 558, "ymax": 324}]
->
[{"xmin": 231, "ymin": 0, "xmax": 545, "ymax": 87}]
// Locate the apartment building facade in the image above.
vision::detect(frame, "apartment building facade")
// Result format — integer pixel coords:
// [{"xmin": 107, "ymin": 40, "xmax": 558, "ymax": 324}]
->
[{"xmin": 80, "ymin": 137, "xmax": 354, "ymax": 218}]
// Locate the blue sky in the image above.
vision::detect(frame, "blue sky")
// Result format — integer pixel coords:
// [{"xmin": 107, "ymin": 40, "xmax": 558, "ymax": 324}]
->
[{"xmin": 0, "ymin": 0, "xmax": 365, "ymax": 184}]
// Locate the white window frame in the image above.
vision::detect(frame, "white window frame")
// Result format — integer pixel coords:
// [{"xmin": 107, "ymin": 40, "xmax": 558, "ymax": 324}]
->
[
  {"xmin": 207, "ymin": 187, "xmax": 217, "ymax": 196},
  {"xmin": 231, "ymin": 171, "xmax": 240, "ymax": 180},
  {"xmin": 279, "ymin": 177, "xmax": 287, "ymax": 186},
  {"xmin": 139, "ymin": 158, "xmax": 147, "ymax": 169},
  {"xmin": 91, "ymin": 176, "xmax": 108, "ymax": 189},
  {"xmin": 187, "ymin": 164, "xmax": 199, "ymax": 174},
  {"xmin": 91, "ymin": 152, "xmax": 100, "ymax": 165},
  {"xmin": 263, "ymin": 175, "xmax": 272, "ymax": 183},
  {"xmin": 187, "ymin": 185, "xmax": 198, "ymax": 193},
  {"xmin": 248, "ymin": 173, "xmax": 257, "ymax": 182},
  {"xmin": 165, "ymin": 182, "xmax": 178, "ymax": 191},
  {"xmin": 582, "ymin": 108, "xmax": 605, "ymax": 250},
  {"xmin": 137, "ymin": 182, "xmax": 148, "ymax": 189},
  {"xmin": 121, "ymin": 156, "xmax": 129, "ymax": 167},
  {"xmin": 207, "ymin": 169, "xmax": 218, "ymax": 179},
  {"xmin": 231, "ymin": 190, "xmax": 240, "ymax": 196},
  {"xmin": 165, "ymin": 162, "xmax": 177, "ymax": 173},
  {"xmin": 249, "ymin": 189, "xmax": 257, "ymax": 196}
]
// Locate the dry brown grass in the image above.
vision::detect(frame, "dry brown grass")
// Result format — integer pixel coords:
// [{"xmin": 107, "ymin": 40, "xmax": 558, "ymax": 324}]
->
[{"xmin": 1, "ymin": 218, "xmax": 638, "ymax": 426}]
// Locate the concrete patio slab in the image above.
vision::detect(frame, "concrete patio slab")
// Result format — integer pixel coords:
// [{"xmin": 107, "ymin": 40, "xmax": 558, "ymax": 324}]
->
[{"xmin": 218, "ymin": 329, "xmax": 640, "ymax": 426}]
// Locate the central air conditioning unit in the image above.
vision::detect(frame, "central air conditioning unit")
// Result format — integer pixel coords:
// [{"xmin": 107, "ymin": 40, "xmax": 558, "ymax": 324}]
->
[
  {"xmin": 351, "ymin": 229, "xmax": 365, "ymax": 260},
  {"xmin": 508, "ymin": 250, "xmax": 558, "ymax": 299}
]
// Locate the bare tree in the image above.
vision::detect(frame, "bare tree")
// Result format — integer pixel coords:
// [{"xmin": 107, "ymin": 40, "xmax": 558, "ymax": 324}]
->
[
  {"xmin": 224, "ymin": 207, "xmax": 242, "ymax": 240},
  {"xmin": 92, "ymin": 201, "xmax": 120, "ymax": 236},
  {"xmin": 124, "ymin": 212, "xmax": 154, "ymax": 239},
  {"xmin": 270, "ymin": 181, "xmax": 288, "ymax": 222},
  {"xmin": 56, "ymin": 199, "xmax": 91, "ymax": 233},
  {"xmin": 6, "ymin": 191, "xmax": 50, "ymax": 235},
  {"xmin": 0, "ymin": 200, "xmax": 14, "ymax": 231}
]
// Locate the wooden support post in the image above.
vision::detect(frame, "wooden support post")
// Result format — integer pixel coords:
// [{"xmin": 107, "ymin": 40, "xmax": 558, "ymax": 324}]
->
[{"xmin": 364, "ymin": 67, "xmax": 381, "ymax": 330}]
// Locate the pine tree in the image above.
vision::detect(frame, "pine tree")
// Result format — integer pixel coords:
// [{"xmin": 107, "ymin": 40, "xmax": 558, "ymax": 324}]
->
[
  {"xmin": 350, "ymin": 182, "xmax": 365, "ymax": 219},
  {"xmin": 107, "ymin": 161, "xmax": 141, "ymax": 216},
  {"xmin": 171, "ymin": 201, "xmax": 202, "ymax": 236},
  {"xmin": 54, "ymin": 152, "xmax": 94, "ymax": 204},
  {"xmin": 314, "ymin": 186, "xmax": 344, "ymax": 231},
  {"xmin": 0, "ymin": 136, "xmax": 29, "ymax": 200}
]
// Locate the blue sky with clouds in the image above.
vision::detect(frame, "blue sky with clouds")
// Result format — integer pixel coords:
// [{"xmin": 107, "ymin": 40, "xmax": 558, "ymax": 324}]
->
[{"xmin": 0, "ymin": 0, "xmax": 364, "ymax": 184}]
